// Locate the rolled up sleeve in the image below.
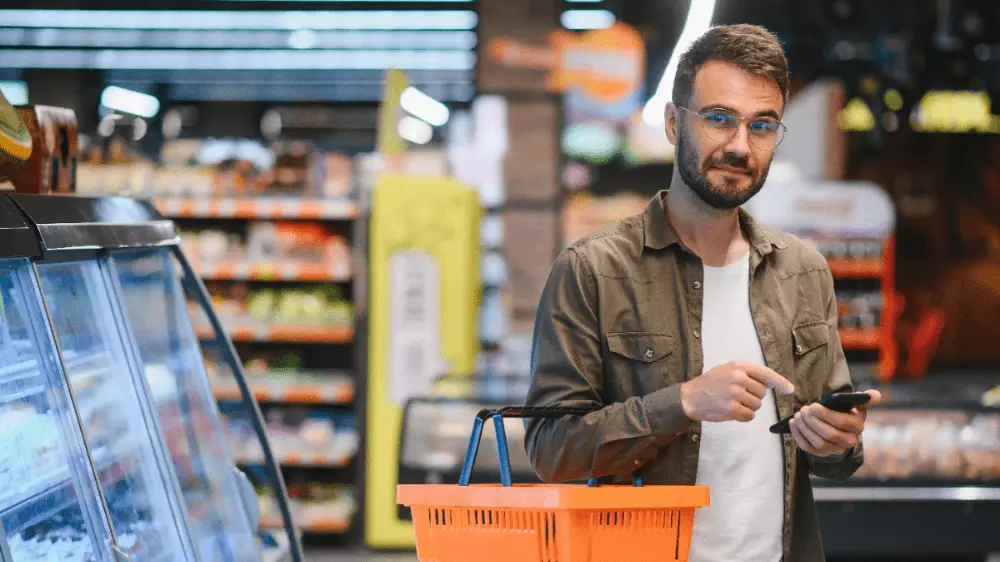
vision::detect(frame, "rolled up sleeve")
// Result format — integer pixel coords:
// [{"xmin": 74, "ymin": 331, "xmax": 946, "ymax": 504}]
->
[{"xmin": 523, "ymin": 248, "xmax": 691, "ymax": 483}]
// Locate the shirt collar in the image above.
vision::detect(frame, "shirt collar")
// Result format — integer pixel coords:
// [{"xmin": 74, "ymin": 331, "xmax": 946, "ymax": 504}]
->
[{"xmin": 642, "ymin": 190, "xmax": 786, "ymax": 255}]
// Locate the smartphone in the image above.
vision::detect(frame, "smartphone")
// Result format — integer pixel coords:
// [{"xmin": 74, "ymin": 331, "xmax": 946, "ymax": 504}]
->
[{"xmin": 768, "ymin": 391, "xmax": 871, "ymax": 434}]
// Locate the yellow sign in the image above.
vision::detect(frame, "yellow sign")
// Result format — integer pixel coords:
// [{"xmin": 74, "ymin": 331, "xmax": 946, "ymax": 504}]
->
[
  {"xmin": 377, "ymin": 69, "xmax": 410, "ymax": 156},
  {"xmin": 488, "ymin": 23, "xmax": 646, "ymax": 104},
  {"xmin": 365, "ymin": 173, "xmax": 480, "ymax": 548}
]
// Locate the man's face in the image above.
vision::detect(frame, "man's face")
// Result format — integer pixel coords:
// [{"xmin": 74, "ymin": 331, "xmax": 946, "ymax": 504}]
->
[{"xmin": 668, "ymin": 60, "xmax": 785, "ymax": 210}]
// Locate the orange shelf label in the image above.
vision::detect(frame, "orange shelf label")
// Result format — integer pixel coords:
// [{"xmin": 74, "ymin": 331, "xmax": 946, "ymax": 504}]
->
[{"xmin": 284, "ymin": 386, "xmax": 324, "ymax": 403}]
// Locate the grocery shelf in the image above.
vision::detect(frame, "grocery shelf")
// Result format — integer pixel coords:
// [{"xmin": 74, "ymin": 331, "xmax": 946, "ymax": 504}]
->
[
  {"xmin": 213, "ymin": 382, "xmax": 354, "ymax": 405},
  {"xmin": 827, "ymin": 258, "xmax": 884, "ymax": 279},
  {"xmin": 196, "ymin": 324, "xmax": 353, "ymax": 344},
  {"xmin": 260, "ymin": 515, "xmax": 350, "ymax": 534},
  {"xmin": 235, "ymin": 451, "xmax": 353, "ymax": 468},
  {"xmin": 154, "ymin": 197, "xmax": 360, "ymax": 221},
  {"xmin": 0, "ymin": 446, "xmax": 135, "ymax": 535},
  {"xmin": 192, "ymin": 260, "xmax": 351, "ymax": 283},
  {"xmin": 839, "ymin": 329, "xmax": 880, "ymax": 350}
]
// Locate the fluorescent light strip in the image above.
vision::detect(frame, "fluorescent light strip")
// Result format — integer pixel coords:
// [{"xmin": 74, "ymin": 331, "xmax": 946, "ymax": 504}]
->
[
  {"xmin": 0, "ymin": 29, "xmax": 477, "ymax": 50},
  {"xmin": 561, "ymin": 9, "xmax": 616, "ymax": 30},
  {"xmin": 642, "ymin": 0, "xmax": 717, "ymax": 126},
  {"xmin": 566, "ymin": 0, "xmax": 604, "ymax": 3},
  {"xmin": 0, "ymin": 49, "xmax": 476, "ymax": 71},
  {"xmin": 211, "ymin": 0, "xmax": 472, "ymax": 2},
  {"xmin": 0, "ymin": 10, "xmax": 478, "ymax": 31}
]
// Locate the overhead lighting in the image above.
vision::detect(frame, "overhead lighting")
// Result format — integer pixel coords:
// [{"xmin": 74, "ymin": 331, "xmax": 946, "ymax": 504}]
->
[
  {"xmin": 397, "ymin": 115, "xmax": 433, "ymax": 144},
  {"xmin": 561, "ymin": 9, "xmax": 616, "ymax": 30},
  {"xmin": 100, "ymin": 86, "xmax": 160, "ymax": 118},
  {"xmin": 0, "ymin": 10, "xmax": 478, "ymax": 31},
  {"xmin": 400, "ymin": 86, "xmax": 450, "ymax": 126},
  {"xmin": 0, "ymin": 49, "xmax": 476, "ymax": 71},
  {"xmin": 566, "ymin": 0, "xmax": 604, "ymax": 3},
  {"xmin": 0, "ymin": 81, "xmax": 28, "ymax": 105},
  {"xmin": 641, "ymin": 0, "xmax": 717, "ymax": 126},
  {"xmin": 837, "ymin": 97, "xmax": 875, "ymax": 132}
]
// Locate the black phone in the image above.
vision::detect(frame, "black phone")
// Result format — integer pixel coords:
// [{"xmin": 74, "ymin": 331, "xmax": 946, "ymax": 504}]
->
[{"xmin": 768, "ymin": 391, "xmax": 872, "ymax": 434}]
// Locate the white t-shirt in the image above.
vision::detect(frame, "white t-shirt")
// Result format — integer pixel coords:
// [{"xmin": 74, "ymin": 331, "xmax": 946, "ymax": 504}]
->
[{"xmin": 688, "ymin": 252, "xmax": 785, "ymax": 562}]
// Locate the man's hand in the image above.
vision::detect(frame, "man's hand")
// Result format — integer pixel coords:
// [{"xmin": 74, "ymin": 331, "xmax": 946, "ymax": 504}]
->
[
  {"xmin": 680, "ymin": 361, "xmax": 795, "ymax": 422},
  {"xmin": 790, "ymin": 389, "xmax": 882, "ymax": 457}
]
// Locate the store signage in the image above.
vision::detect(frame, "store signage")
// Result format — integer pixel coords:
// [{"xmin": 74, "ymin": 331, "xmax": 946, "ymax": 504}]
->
[
  {"xmin": 745, "ymin": 180, "xmax": 896, "ymax": 238},
  {"xmin": 488, "ymin": 22, "xmax": 646, "ymax": 108},
  {"xmin": 367, "ymin": 173, "xmax": 480, "ymax": 549}
]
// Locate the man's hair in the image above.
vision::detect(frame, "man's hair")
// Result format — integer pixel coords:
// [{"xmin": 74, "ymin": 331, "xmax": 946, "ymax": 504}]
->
[{"xmin": 672, "ymin": 24, "xmax": 789, "ymax": 107}]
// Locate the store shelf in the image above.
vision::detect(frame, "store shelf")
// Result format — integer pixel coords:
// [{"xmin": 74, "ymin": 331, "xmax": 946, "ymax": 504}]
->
[
  {"xmin": 0, "ymin": 446, "xmax": 135, "ymax": 535},
  {"xmin": 235, "ymin": 451, "xmax": 353, "ymax": 468},
  {"xmin": 155, "ymin": 197, "xmax": 360, "ymax": 221},
  {"xmin": 839, "ymin": 329, "xmax": 880, "ymax": 350},
  {"xmin": 260, "ymin": 515, "xmax": 350, "ymax": 534},
  {"xmin": 192, "ymin": 260, "xmax": 351, "ymax": 283},
  {"xmin": 196, "ymin": 324, "xmax": 353, "ymax": 344},
  {"xmin": 213, "ymin": 382, "xmax": 354, "ymax": 405},
  {"xmin": 827, "ymin": 258, "xmax": 885, "ymax": 279}
]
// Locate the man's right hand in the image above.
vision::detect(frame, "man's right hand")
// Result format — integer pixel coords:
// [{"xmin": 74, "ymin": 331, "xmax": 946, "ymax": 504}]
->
[{"xmin": 679, "ymin": 361, "xmax": 795, "ymax": 422}]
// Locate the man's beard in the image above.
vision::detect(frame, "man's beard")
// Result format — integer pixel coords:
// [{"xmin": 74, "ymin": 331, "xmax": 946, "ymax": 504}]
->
[{"xmin": 675, "ymin": 128, "xmax": 770, "ymax": 210}]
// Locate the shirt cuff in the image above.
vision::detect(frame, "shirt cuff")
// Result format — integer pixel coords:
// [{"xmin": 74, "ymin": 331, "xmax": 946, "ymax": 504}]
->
[{"xmin": 642, "ymin": 384, "xmax": 694, "ymax": 439}]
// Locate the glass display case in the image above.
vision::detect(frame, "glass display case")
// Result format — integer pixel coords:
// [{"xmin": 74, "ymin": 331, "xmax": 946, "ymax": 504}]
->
[{"xmin": 0, "ymin": 194, "xmax": 300, "ymax": 561}]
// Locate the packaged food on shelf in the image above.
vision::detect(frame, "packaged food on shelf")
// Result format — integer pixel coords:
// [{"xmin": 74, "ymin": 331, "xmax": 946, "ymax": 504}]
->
[
  {"xmin": 852, "ymin": 409, "xmax": 1000, "ymax": 481},
  {"xmin": 223, "ymin": 410, "xmax": 358, "ymax": 467}
]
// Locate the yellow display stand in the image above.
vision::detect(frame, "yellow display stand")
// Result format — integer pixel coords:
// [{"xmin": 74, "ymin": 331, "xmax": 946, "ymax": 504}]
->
[{"xmin": 365, "ymin": 172, "xmax": 481, "ymax": 548}]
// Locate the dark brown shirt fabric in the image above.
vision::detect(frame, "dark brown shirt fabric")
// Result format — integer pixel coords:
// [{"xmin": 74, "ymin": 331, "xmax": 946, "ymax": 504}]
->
[{"xmin": 524, "ymin": 191, "xmax": 862, "ymax": 561}]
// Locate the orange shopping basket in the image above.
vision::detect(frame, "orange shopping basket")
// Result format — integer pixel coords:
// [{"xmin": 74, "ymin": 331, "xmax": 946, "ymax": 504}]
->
[{"xmin": 397, "ymin": 406, "xmax": 710, "ymax": 562}]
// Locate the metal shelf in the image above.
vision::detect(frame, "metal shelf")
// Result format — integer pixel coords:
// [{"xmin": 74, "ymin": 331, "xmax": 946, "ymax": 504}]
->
[{"xmin": 0, "ymin": 446, "xmax": 135, "ymax": 536}]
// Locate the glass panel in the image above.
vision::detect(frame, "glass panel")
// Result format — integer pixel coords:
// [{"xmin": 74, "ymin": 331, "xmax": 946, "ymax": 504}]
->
[
  {"xmin": 112, "ymin": 248, "xmax": 260, "ymax": 562},
  {"xmin": 37, "ymin": 260, "xmax": 190, "ymax": 562},
  {"xmin": 0, "ymin": 258, "xmax": 111, "ymax": 562}
]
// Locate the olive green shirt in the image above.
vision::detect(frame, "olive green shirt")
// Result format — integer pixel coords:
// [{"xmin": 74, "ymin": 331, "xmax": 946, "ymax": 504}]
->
[{"xmin": 524, "ymin": 191, "xmax": 863, "ymax": 562}]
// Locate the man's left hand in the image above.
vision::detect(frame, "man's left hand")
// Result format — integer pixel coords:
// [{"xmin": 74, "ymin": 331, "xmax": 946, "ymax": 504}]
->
[{"xmin": 789, "ymin": 389, "xmax": 882, "ymax": 457}]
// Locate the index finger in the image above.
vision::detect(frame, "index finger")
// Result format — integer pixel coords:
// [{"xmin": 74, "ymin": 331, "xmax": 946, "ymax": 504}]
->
[{"xmin": 741, "ymin": 363, "xmax": 795, "ymax": 395}]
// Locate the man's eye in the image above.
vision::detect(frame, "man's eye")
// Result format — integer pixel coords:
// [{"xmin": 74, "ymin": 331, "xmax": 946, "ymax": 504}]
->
[
  {"xmin": 704, "ymin": 113, "xmax": 736, "ymax": 127},
  {"xmin": 750, "ymin": 120, "xmax": 779, "ymax": 133}
]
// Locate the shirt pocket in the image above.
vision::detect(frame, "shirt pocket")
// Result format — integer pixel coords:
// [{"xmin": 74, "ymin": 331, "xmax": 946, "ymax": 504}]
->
[
  {"xmin": 791, "ymin": 321, "xmax": 830, "ymax": 403},
  {"xmin": 605, "ymin": 331, "xmax": 682, "ymax": 396}
]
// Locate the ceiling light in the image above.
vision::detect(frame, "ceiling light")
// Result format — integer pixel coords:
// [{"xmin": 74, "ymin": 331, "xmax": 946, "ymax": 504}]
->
[
  {"xmin": 561, "ymin": 10, "xmax": 615, "ymax": 30},
  {"xmin": 100, "ymin": 85, "xmax": 160, "ymax": 118},
  {"xmin": 641, "ymin": 0, "xmax": 716, "ymax": 126},
  {"xmin": 400, "ymin": 86, "xmax": 450, "ymax": 126},
  {"xmin": 398, "ymin": 115, "xmax": 433, "ymax": 144}
]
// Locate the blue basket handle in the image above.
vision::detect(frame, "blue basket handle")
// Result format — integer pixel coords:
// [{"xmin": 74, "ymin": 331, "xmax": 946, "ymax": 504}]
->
[{"xmin": 457, "ymin": 406, "xmax": 643, "ymax": 488}]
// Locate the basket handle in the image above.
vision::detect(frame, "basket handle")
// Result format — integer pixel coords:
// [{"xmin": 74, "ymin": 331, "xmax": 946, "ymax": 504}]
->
[{"xmin": 457, "ymin": 406, "xmax": 644, "ymax": 488}]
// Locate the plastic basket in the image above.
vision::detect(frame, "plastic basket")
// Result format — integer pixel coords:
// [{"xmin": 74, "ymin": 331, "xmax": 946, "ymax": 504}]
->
[{"xmin": 397, "ymin": 406, "xmax": 709, "ymax": 562}]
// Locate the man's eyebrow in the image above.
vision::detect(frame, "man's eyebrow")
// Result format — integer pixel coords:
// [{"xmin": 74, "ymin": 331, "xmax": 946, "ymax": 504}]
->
[{"xmin": 696, "ymin": 104, "xmax": 781, "ymax": 120}]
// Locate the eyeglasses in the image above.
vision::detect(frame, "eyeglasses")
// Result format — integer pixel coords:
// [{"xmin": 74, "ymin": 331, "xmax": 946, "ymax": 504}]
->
[{"xmin": 675, "ymin": 105, "xmax": 787, "ymax": 151}]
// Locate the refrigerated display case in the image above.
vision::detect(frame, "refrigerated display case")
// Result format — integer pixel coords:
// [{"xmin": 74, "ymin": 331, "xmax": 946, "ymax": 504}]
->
[{"xmin": 0, "ymin": 194, "xmax": 302, "ymax": 561}]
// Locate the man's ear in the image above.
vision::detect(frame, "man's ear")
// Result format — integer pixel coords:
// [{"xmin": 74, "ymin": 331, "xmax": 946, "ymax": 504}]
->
[{"xmin": 664, "ymin": 103, "xmax": 679, "ymax": 145}]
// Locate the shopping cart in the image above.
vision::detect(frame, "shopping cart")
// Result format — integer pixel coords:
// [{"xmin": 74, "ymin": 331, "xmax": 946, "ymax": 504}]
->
[{"xmin": 397, "ymin": 406, "xmax": 710, "ymax": 562}]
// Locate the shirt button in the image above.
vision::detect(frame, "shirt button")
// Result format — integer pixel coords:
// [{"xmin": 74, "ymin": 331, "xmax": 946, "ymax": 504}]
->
[
  {"xmin": 692, "ymin": 280, "xmax": 702, "ymax": 290},
  {"xmin": 691, "ymin": 433, "xmax": 700, "ymax": 444},
  {"xmin": 644, "ymin": 349, "xmax": 654, "ymax": 359},
  {"xmin": 634, "ymin": 459, "xmax": 642, "ymax": 466},
  {"xmin": 795, "ymin": 344, "xmax": 803, "ymax": 354},
  {"xmin": 693, "ymin": 329, "xmax": 700, "ymax": 339}
]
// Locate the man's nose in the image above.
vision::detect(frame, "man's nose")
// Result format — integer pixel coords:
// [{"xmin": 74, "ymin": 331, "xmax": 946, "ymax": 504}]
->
[{"xmin": 724, "ymin": 123, "xmax": 752, "ymax": 156}]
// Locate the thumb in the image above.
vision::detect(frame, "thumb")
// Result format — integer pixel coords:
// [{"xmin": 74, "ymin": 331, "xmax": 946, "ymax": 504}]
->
[{"xmin": 858, "ymin": 389, "xmax": 882, "ymax": 410}]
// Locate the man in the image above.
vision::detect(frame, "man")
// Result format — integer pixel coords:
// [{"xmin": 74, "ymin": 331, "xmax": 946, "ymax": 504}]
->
[{"xmin": 524, "ymin": 24, "xmax": 881, "ymax": 562}]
